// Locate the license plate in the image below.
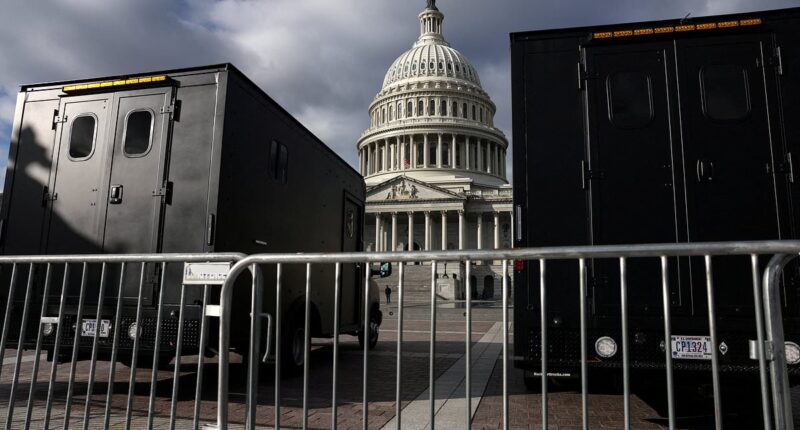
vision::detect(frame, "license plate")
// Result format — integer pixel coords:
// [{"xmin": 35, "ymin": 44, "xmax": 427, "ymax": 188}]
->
[
  {"xmin": 81, "ymin": 319, "xmax": 111, "ymax": 338},
  {"xmin": 671, "ymin": 335, "xmax": 712, "ymax": 360}
]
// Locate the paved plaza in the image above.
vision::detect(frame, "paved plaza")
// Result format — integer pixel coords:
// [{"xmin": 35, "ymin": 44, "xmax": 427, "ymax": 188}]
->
[{"xmin": 0, "ymin": 303, "xmax": 767, "ymax": 429}]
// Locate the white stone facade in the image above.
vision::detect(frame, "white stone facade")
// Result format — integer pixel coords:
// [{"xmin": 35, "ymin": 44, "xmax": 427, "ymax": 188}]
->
[{"xmin": 357, "ymin": 2, "xmax": 512, "ymax": 299}]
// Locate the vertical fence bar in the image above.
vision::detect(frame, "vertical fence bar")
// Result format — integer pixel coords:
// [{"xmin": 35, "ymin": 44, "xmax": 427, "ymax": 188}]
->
[
  {"xmin": 429, "ymin": 260, "xmax": 437, "ymax": 427},
  {"xmin": 332, "ymin": 263, "xmax": 341, "ymax": 430},
  {"xmin": 24, "ymin": 263, "xmax": 52, "ymax": 430},
  {"xmin": 464, "ymin": 260, "xmax": 472, "ymax": 428},
  {"xmin": 192, "ymin": 284, "xmax": 210, "ymax": 430},
  {"xmin": 82, "ymin": 263, "xmax": 108, "ymax": 430},
  {"xmin": 395, "ymin": 262, "xmax": 405, "ymax": 430},
  {"xmin": 125, "ymin": 263, "xmax": 148, "ymax": 430},
  {"xmin": 620, "ymin": 257, "xmax": 630, "ymax": 430},
  {"xmin": 303, "ymin": 263, "xmax": 312, "ymax": 430},
  {"xmin": 660, "ymin": 257, "xmax": 676, "ymax": 430},
  {"xmin": 246, "ymin": 264, "xmax": 261, "ymax": 430},
  {"xmin": 6, "ymin": 263, "xmax": 35, "ymax": 429},
  {"xmin": 751, "ymin": 254, "xmax": 772, "ymax": 430},
  {"xmin": 466, "ymin": 260, "xmax": 473, "ymax": 428},
  {"xmin": 104, "ymin": 263, "xmax": 127, "ymax": 430},
  {"xmin": 763, "ymin": 254, "xmax": 795, "ymax": 429},
  {"xmin": 147, "ymin": 263, "xmax": 168, "ymax": 430},
  {"xmin": 704, "ymin": 255, "xmax": 722, "ymax": 430},
  {"xmin": 0, "ymin": 263, "xmax": 19, "ymax": 381},
  {"xmin": 44, "ymin": 264, "xmax": 70, "ymax": 430},
  {"xmin": 540, "ymin": 259, "xmax": 547, "ymax": 430},
  {"xmin": 579, "ymin": 258, "xmax": 588, "ymax": 430},
  {"xmin": 169, "ymin": 284, "xmax": 187, "ymax": 430},
  {"xmin": 274, "ymin": 265, "xmax": 283, "ymax": 430},
  {"xmin": 502, "ymin": 260, "xmax": 509, "ymax": 430},
  {"xmin": 362, "ymin": 262, "xmax": 370, "ymax": 430},
  {"xmin": 63, "ymin": 262, "xmax": 89, "ymax": 430}
]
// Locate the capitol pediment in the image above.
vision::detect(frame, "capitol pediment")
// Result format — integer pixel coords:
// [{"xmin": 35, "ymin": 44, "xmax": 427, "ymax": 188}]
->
[{"xmin": 367, "ymin": 176, "xmax": 464, "ymax": 203}]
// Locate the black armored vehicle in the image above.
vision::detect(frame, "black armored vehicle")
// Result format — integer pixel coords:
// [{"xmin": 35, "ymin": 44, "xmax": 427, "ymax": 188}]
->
[
  {"xmin": 0, "ymin": 64, "xmax": 382, "ymax": 369},
  {"xmin": 510, "ymin": 7, "xmax": 800, "ymax": 396}
]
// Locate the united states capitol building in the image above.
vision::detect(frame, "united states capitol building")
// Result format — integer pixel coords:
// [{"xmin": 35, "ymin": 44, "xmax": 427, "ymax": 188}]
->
[{"xmin": 356, "ymin": 1, "xmax": 513, "ymax": 299}]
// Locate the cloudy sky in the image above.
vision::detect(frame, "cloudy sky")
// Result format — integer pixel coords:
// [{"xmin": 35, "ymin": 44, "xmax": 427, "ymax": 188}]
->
[{"xmin": 0, "ymin": 0, "xmax": 797, "ymax": 187}]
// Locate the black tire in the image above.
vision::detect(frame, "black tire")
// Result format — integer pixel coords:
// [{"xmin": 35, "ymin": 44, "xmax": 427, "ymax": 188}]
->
[
  {"xmin": 358, "ymin": 308, "xmax": 380, "ymax": 350},
  {"xmin": 523, "ymin": 370, "xmax": 541, "ymax": 392},
  {"xmin": 280, "ymin": 310, "xmax": 307, "ymax": 374}
]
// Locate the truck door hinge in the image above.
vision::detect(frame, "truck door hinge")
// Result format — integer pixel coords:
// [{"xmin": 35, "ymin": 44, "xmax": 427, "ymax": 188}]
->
[
  {"xmin": 781, "ymin": 152, "xmax": 794, "ymax": 183},
  {"xmin": 581, "ymin": 160, "xmax": 605, "ymax": 190},
  {"xmin": 759, "ymin": 47, "xmax": 784, "ymax": 75},
  {"xmin": 160, "ymin": 100, "xmax": 181, "ymax": 119},
  {"xmin": 52, "ymin": 110, "xmax": 67, "ymax": 129},
  {"xmin": 42, "ymin": 187, "xmax": 58, "ymax": 206},
  {"xmin": 152, "ymin": 181, "xmax": 173, "ymax": 204}
]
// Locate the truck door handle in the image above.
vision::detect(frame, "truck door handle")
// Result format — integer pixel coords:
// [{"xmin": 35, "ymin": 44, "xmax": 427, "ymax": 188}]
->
[
  {"xmin": 109, "ymin": 185, "xmax": 123, "ymax": 204},
  {"xmin": 696, "ymin": 160, "xmax": 714, "ymax": 183}
]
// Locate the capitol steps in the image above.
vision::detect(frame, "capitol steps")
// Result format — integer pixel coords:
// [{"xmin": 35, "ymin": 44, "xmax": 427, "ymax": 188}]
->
[{"xmin": 375, "ymin": 264, "xmax": 447, "ymax": 303}]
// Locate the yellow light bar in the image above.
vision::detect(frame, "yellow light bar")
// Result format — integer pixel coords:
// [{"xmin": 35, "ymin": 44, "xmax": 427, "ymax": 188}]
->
[
  {"xmin": 63, "ymin": 75, "xmax": 168, "ymax": 93},
  {"xmin": 592, "ymin": 16, "xmax": 762, "ymax": 40},
  {"xmin": 740, "ymin": 18, "xmax": 762, "ymax": 26}
]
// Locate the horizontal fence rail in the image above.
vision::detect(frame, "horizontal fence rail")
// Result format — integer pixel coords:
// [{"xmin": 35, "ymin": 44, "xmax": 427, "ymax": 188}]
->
[
  {"xmin": 0, "ymin": 253, "xmax": 244, "ymax": 430},
  {"xmin": 212, "ymin": 240, "xmax": 800, "ymax": 430}
]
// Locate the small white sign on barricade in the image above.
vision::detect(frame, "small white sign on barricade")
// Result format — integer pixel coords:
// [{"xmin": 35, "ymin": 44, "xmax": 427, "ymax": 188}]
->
[{"xmin": 183, "ymin": 262, "xmax": 232, "ymax": 285}]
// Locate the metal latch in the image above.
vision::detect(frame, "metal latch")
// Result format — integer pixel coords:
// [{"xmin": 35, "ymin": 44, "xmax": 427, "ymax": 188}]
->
[
  {"xmin": 580, "ymin": 160, "xmax": 605, "ymax": 190},
  {"xmin": 160, "ymin": 104, "xmax": 174, "ymax": 114}
]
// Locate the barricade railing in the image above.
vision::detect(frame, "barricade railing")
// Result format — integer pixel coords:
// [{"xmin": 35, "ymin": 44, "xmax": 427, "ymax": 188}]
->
[
  {"xmin": 215, "ymin": 241, "xmax": 800, "ymax": 430},
  {"xmin": 0, "ymin": 253, "xmax": 245, "ymax": 430}
]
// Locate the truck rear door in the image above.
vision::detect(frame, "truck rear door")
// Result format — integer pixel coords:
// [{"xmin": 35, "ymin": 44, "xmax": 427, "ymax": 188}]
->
[
  {"xmin": 676, "ymin": 34, "xmax": 783, "ymax": 313},
  {"xmin": 583, "ymin": 42, "xmax": 687, "ymax": 317}
]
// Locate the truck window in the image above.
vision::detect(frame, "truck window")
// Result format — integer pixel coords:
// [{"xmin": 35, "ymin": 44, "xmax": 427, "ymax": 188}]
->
[
  {"xmin": 701, "ymin": 64, "xmax": 750, "ymax": 122},
  {"xmin": 123, "ymin": 110, "xmax": 154, "ymax": 156},
  {"xmin": 607, "ymin": 71, "xmax": 654, "ymax": 129},
  {"xmin": 69, "ymin": 115, "xmax": 97, "ymax": 160}
]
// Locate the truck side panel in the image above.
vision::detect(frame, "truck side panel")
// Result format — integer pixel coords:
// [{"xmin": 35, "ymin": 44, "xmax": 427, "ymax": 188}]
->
[{"xmin": 216, "ymin": 70, "xmax": 365, "ymax": 347}]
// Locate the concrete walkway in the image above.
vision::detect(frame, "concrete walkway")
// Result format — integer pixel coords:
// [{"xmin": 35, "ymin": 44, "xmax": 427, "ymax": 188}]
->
[{"xmin": 381, "ymin": 321, "xmax": 506, "ymax": 429}]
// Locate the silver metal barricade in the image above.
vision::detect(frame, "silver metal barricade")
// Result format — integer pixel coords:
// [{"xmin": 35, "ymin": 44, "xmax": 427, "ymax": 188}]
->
[
  {"xmin": 212, "ymin": 240, "xmax": 800, "ymax": 430},
  {"xmin": 0, "ymin": 253, "xmax": 244, "ymax": 430}
]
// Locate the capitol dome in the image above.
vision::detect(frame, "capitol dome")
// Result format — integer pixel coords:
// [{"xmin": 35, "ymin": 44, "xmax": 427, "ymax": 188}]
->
[{"xmin": 357, "ymin": 1, "xmax": 509, "ymax": 190}]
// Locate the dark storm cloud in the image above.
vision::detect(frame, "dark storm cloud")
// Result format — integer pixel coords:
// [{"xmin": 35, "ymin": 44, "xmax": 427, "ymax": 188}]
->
[{"xmin": 0, "ymin": 0, "xmax": 797, "ymax": 186}]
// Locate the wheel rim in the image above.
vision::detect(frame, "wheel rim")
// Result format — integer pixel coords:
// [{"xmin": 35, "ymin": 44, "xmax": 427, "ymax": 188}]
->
[
  {"xmin": 292, "ymin": 327, "xmax": 305, "ymax": 366},
  {"xmin": 369, "ymin": 321, "xmax": 379, "ymax": 344}
]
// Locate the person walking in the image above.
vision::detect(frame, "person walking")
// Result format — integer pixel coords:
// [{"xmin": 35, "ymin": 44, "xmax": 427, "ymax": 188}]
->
[{"xmin": 385, "ymin": 285, "xmax": 392, "ymax": 304}]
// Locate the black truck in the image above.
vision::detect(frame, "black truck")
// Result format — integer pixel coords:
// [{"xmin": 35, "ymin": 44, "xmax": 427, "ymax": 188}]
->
[
  {"xmin": 510, "ymin": 7, "xmax": 800, "ymax": 398},
  {"xmin": 0, "ymin": 64, "xmax": 382, "ymax": 369}
]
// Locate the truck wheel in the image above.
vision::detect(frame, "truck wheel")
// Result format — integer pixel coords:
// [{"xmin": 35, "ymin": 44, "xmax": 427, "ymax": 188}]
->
[
  {"xmin": 357, "ymin": 309, "xmax": 380, "ymax": 350},
  {"xmin": 523, "ymin": 371, "xmax": 541, "ymax": 392},
  {"xmin": 281, "ymin": 311, "xmax": 306, "ymax": 373}
]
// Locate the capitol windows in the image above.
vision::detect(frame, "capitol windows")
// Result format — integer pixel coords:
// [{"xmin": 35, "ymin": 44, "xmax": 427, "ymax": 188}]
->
[
  {"xmin": 440, "ymin": 100, "xmax": 447, "ymax": 116},
  {"xmin": 412, "ymin": 63, "xmax": 417, "ymax": 71},
  {"xmin": 452, "ymin": 101, "xmax": 458, "ymax": 117},
  {"xmin": 421, "ymin": 62, "xmax": 426, "ymax": 70},
  {"xmin": 398, "ymin": 102, "xmax": 403, "ymax": 119},
  {"xmin": 447, "ymin": 62, "xmax": 452, "ymax": 72},
  {"xmin": 389, "ymin": 105, "xmax": 394, "ymax": 121},
  {"xmin": 418, "ymin": 100, "xmax": 424, "ymax": 117},
  {"xmin": 462, "ymin": 103, "xmax": 468, "ymax": 119},
  {"xmin": 408, "ymin": 101, "xmax": 414, "ymax": 117},
  {"xmin": 480, "ymin": 107, "xmax": 484, "ymax": 123},
  {"xmin": 455, "ymin": 64, "xmax": 460, "ymax": 72},
  {"xmin": 472, "ymin": 105, "xmax": 477, "ymax": 121},
  {"xmin": 442, "ymin": 143, "xmax": 450, "ymax": 165},
  {"xmin": 429, "ymin": 99, "xmax": 436, "ymax": 116},
  {"xmin": 429, "ymin": 61, "xmax": 434, "ymax": 70}
]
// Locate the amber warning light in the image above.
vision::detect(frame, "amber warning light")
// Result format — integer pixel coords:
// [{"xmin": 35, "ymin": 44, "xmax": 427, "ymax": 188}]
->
[
  {"xmin": 62, "ymin": 75, "xmax": 168, "ymax": 93},
  {"xmin": 592, "ymin": 17, "xmax": 762, "ymax": 40}
]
